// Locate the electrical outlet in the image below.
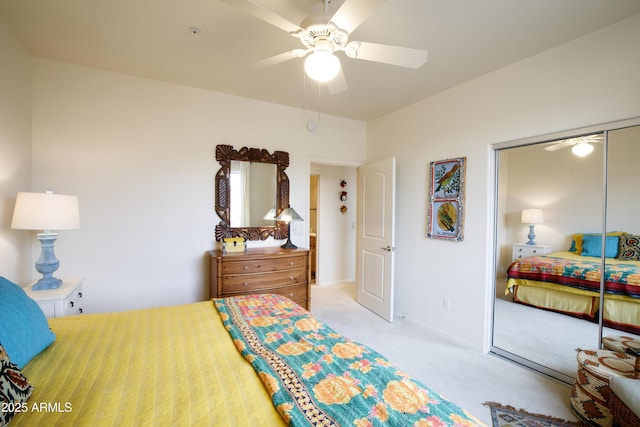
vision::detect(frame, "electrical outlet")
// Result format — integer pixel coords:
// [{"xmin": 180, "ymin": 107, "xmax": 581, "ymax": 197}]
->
[{"xmin": 442, "ymin": 298, "xmax": 450, "ymax": 311}]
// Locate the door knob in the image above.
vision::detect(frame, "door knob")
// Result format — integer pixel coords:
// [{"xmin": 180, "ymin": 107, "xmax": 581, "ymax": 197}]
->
[{"xmin": 381, "ymin": 245, "xmax": 394, "ymax": 252}]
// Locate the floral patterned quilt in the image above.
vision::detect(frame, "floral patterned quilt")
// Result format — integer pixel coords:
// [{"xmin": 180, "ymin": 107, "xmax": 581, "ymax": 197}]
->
[
  {"xmin": 507, "ymin": 252, "xmax": 640, "ymax": 298},
  {"xmin": 214, "ymin": 294, "xmax": 484, "ymax": 427}
]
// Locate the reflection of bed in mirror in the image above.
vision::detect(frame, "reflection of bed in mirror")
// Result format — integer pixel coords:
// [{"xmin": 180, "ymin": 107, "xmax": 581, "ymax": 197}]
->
[
  {"xmin": 506, "ymin": 240, "xmax": 640, "ymax": 334},
  {"xmin": 492, "ymin": 119, "xmax": 640, "ymax": 384}
]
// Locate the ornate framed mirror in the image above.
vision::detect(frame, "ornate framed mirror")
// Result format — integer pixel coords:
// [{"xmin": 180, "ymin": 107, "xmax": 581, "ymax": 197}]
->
[{"xmin": 214, "ymin": 144, "xmax": 290, "ymax": 240}]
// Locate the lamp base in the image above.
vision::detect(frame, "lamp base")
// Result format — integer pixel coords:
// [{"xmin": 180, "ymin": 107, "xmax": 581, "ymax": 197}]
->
[
  {"xmin": 280, "ymin": 222, "xmax": 297, "ymax": 249},
  {"xmin": 280, "ymin": 239, "xmax": 298, "ymax": 249},
  {"xmin": 33, "ymin": 232, "xmax": 62, "ymax": 290},
  {"xmin": 526, "ymin": 224, "xmax": 537, "ymax": 246},
  {"xmin": 32, "ymin": 277, "xmax": 62, "ymax": 290}
]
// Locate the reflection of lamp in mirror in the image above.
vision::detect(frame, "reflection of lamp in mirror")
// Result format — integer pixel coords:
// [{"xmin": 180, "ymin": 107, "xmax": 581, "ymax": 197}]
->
[
  {"xmin": 11, "ymin": 190, "xmax": 80, "ymax": 290},
  {"xmin": 276, "ymin": 206, "xmax": 303, "ymax": 249},
  {"xmin": 263, "ymin": 207, "xmax": 276, "ymax": 221},
  {"xmin": 521, "ymin": 208, "xmax": 544, "ymax": 246},
  {"xmin": 572, "ymin": 142, "xmax": 594, "ymax": 157}
]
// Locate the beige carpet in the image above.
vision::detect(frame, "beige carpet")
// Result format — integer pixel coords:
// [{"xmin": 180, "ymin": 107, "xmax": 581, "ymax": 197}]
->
[{"xmin": 310, "ymin": 281, "xmax": 581, "ymax": 426}]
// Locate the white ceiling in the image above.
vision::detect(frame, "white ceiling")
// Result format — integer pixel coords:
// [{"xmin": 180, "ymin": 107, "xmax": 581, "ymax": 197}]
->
[{"xmin": 2, "ymin": 0, "xmax": 640, "ymax": 121}]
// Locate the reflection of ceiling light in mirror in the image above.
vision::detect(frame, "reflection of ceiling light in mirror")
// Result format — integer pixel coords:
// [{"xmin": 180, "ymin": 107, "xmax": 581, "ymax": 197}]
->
[
  {"xmin": 304, "ymin": 50, "xmax": 340, "ymax": 82},
  {"xmin": 572, "ymin": 142, "xmax": 594, "ymax": 157}
]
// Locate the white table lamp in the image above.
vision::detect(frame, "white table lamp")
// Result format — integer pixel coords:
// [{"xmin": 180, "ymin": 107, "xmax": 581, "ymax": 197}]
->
[
  {"xmin": 521, "ymin": 208, "xmax": 544, "ymax": 246},
  {"xmin": 11, "ymin": 190, "xmax": 80, "ymax": 290}
]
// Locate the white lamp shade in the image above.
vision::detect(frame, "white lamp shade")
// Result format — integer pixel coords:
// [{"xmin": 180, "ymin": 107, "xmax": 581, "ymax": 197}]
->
[
  {"xmin": 521, "ymin": 208, "xmax": 544, "ymax": 225},
  {"xmin": 304, "ymin": 50, "xmax": 341, "ymax": 83},
  {"xmin": 11, "ymin": 191, "xmax": 80, "ymax": 231}
]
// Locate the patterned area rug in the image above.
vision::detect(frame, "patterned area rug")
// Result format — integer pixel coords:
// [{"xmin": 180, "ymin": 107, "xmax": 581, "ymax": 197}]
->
[{"xmin": 484, "ymin": 402, "xmax": 585, "ymax": 427}]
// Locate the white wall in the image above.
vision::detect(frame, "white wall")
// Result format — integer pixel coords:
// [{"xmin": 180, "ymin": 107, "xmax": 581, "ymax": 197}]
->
[
  {"xmin": 27, "ymin": 59, "xmax": 365, "ymax": 313},
  {"xmin": 0, "ymin": 17, "xmax": 32, "ymax": 283},
  {"xmin": 367, "ymin": 13, "xmax": 640, "ymax": 351}
]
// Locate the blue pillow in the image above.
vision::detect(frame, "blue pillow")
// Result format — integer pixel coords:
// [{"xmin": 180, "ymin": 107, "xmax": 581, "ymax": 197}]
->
[
  {"xmin": 0, "ymin": 276, "xmax": 55, "ymax": 368},
  {"xmin": 581, "ymin": 235, "xmax": 619, "ymax": 258}
]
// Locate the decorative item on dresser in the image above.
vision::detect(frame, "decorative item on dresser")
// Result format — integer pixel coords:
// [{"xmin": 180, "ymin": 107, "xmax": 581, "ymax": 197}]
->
[
  {"xmin": 209, "ymin": 247, "xmax": 311, "ymax": 309},
  {"xmin": 23, "ymin": 278, "xmax": 84, "ymax": 318},
  {"xmin": 512, "ymin": 243, "xmax": 551, "ymax": 261}
]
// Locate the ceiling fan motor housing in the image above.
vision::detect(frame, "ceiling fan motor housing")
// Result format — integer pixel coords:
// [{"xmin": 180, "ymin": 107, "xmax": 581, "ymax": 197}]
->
[{"xmin": 296, "ymin": 15, "xmax": 349, "ymax": 53}]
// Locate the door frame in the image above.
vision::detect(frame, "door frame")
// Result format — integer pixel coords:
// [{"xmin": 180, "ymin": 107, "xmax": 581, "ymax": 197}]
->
[{"xmin": 307, "ymin": 157, "xmax": 361, "ymax": 287}]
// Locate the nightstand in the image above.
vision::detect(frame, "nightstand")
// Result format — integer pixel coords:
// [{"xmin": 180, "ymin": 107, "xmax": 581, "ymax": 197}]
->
[
  {"xmin": 23, "ymin": 278, "xmax": 84, "ymax": 318},
  {"xmin": 512, "ymin": 244, "xmax": 551, "ymax": 261}
]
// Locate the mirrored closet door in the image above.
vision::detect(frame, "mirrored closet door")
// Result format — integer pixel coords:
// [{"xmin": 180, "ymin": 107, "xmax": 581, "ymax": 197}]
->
[{"xmin": 491, "ymin": 119, "xmax": 640, "ymax": 384}]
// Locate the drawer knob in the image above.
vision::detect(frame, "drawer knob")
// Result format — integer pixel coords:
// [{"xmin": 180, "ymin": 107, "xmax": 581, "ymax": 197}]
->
[
  {"xmin": 289, "ymin": 261, "xmax": 294, "ymax": 265},
  {"xmin": 70, "ymin": 301, "xmax": 74, "ymax": 307},
  {"xmin": 243, "ymin": 282, "xmax": 248, "ymax": 286},
  {"xmin": 243, "ymin": 266, "xmax": 248, "ymax": 270},
  {"xmin": 79, "ymin": 308, "xmax": 83, "ymax": 314},
  {"xmin": 78, "ymin": 292, "xmax": 83, "ymax": 298},
  {"xmin": 289, "ymin": 293, "xmax": 294, "ymax": 297},
  {"xmin": 289, "ymin": 276, "xmax": 295, "ymax": 280}
]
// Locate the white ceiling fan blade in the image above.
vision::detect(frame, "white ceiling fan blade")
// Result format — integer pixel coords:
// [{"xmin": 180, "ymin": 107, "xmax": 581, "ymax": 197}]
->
[
  {"xmin": 346, "ymin": 41, "xmax": 428, "ymax": 69},
  {"xmin": 544, "ymin": 140, "xmax": 574, "ymax": 152},
  {"xmin": 221, "ymin": 0, "xmax": 302, "ymax": 34},
  {"xmin": 253, "ymin": 49, "xmax": 307, "ymax": 68},
  {"xmin": 327, "ymin": 68, "xmax": 348, "ymax": 94},
  {"xmin": 330, "ymin": 0, "xmax": 387, "ymax": 34}
]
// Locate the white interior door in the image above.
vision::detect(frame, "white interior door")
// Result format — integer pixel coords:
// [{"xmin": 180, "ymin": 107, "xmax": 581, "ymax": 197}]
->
[{"xmin": 356, "ymin": 158, "xmax": 396, "ymax": 322}]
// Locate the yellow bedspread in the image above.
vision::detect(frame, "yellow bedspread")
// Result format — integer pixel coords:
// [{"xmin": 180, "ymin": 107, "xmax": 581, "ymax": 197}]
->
[{"xmin": 14, "ymin": 301, "xmax": 285, "ymax": 426}]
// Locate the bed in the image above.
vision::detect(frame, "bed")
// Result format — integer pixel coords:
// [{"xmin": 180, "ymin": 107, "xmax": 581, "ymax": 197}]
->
[
  {"xmin": 506, "ymin": 233, "xmax": 640, "ymax": 334},
  {"xmin": 0, "ymin": 276, "xmax": 484, "ymax": 426}
]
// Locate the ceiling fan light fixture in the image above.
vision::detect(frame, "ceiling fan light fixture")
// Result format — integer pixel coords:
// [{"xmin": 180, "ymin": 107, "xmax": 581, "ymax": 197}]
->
[
  {"xmin": 304, "ymin": 50, "xmax": 341, "ymax": 82},
  {"xmin": 572, "ymin": 142, "xmax": 594, "ymax": 157}
]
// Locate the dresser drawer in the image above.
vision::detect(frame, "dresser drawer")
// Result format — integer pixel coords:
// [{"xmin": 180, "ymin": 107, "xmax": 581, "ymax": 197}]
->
[
  {"xmin": 222, "ymin": 255, "xmax": 307, "ymax": 275},
  {"xmin": 64, "ymin": 285, "xmax": 84, "ymax": 315},
  {"xmin": 268, "ymin": 283, "xmax": 308, "ymax": 303},
  {"xmin": 221, "ymin": 269, "xmax": 307, "ymax": 294},
  {"xmin": 512, "ymin": 244, "xmax": 551, "ymax": 261}
]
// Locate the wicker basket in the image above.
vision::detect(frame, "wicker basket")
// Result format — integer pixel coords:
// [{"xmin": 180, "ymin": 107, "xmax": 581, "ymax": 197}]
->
[
  {"xmin": 610, "ymin": 384, "xmax": 640, "ymax": 427},
  {"xmin": 602, "ymin": 336, "xmax": 640, "ymax": 371},
  {"xmin": 570, "ymin": 349, "xmax": 637, "ymax": 427}
]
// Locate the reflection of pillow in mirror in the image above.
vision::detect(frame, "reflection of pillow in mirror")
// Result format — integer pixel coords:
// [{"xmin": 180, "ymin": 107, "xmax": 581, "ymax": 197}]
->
[
  {"xmin": 569, "ymin": 234, "xmax": 582, "ymax": 252},
  {"xmin": 571, "ymin": 231, "xmax": 626, "ymax": 254},
  {"xmin": 618, "ymin": 235, "xmax": 640, "ymax": 261},
  {"xmin": 581, "ymin": 235, "xmax": 619, "ymax": 258}
]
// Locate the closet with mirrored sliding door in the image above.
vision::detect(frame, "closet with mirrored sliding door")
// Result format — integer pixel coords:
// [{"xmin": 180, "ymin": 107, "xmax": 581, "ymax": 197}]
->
[{"xmin": 490, "ymin": 117, "xmax": 640, "ymax": 384}]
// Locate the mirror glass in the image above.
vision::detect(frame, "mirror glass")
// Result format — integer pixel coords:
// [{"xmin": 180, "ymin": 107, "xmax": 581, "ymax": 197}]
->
[
  {"xmin": 229, "ymin": 160, "xmax": 277, "ymax": 228},
  {"xmin": 492, "ymin": 122, "xmax": 640, "ymax": 383}
]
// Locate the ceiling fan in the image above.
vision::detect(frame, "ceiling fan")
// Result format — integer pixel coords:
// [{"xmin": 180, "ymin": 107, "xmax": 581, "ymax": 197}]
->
[
  {"xmin": 543, "ymin": 134, "xmax": 603, "ymax": 157},
  {"xmin": 221, "ymin": 0, "xmax": 428, "ymax": 94}
]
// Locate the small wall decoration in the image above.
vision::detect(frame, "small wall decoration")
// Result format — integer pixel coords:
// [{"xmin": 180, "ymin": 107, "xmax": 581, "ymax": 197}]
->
[
  {"xmin": 339, "ymin": 179, "xmax": 348, "ymax": 213},
  {"xmin": 427, "ymin": 157, "xmax": 466, "ymax": 241}
]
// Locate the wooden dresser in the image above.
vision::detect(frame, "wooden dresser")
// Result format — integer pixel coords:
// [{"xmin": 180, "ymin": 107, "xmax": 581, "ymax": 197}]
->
[{"xmin": 208, "ymin": 247, "xmax": 311, "ymax": 310}]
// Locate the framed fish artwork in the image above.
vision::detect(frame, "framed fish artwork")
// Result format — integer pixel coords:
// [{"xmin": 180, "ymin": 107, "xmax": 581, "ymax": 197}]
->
[{"xmin": 427, "ymin": 157, "xmax": 466, "ymax": 241}]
